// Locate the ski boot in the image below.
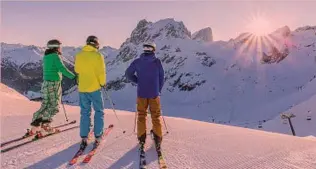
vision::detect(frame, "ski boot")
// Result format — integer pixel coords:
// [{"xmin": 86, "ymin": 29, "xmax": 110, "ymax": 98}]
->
[
  {"xmin": 138, "ymin": 133, "xmax": 146, "ymax": 153},
  {"xmin": 87, "ymin": 131, "xmax": 94, "ymax": 142},
  {"xmin": 33, "ymin": 130, "xmax": 44, "ymax": 140},
  {"xmin": 138, "ymin": 133, "xmax": 146, "ymax": 150},
  {"xmin": 152, "ymin": 131, "xmax": 162, "ymax": 156},
  {"xmin": 138, "ymin": 134, "xmax": 146, "ymax": 156},
  {"xmin": 80, "ymin": 138, "xmax": 88, "ymax": 150},
  {"xmin": 24, "ymin": 118, "xmax": 43, "ymax": 138},
  {"xmin": 41, "ymin": 120, "xmax": 60, "ymax": 134},
  {"xmin": 139, "ymin": 140, "xmax": 146, "ymax": 157},
  {"xmin": 23, "ymin": 126, "xmax": 40, "ymax": 138},
  {"xmin": 93, "ymin": 136, "xmax": 102, "ymax": 149}
]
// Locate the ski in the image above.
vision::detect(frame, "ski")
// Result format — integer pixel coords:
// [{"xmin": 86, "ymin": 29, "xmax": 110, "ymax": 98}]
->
[
  {"xmin": 1, "ymin": 125, "xmax": 79, "ymax": 153},
  {"xmin": 139, "ymin": 143, "xmax": 147, "ymax": 169},
  {"xmin": 68, "ymin": 131, "xmax": 94, "ymax": 165},
  {"xmin": 52, "ymin": 120, "xmax": 77, "ymax": 128},
  {"xmin": 0, "ymin": 120, "xmax": 76, "ymax": 148},
  {"xmin": 68, "ymin": 145, "xmax": 87, "ymax": 165},
  {"xmin": 82, "ymin": 124, "xmax": 114, "ymax": 163},
  {"xmin": 150, "ymin": 130, "xmax": 167, "ymax": 169}
]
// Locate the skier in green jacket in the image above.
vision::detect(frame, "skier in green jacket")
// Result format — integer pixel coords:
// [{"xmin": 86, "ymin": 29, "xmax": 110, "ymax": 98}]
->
[{"xmin": 25, "ymin": 39, "xmax": 76, "ymax": 136}]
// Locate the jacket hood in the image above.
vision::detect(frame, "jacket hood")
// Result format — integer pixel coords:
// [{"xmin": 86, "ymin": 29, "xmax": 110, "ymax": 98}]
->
[{"xmin": 82, "ymin": 45, "xmax": 98, "ymax": 52}]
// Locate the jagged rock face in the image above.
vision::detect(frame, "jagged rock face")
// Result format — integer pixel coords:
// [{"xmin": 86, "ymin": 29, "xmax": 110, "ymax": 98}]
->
[
  {"xmin": 169, "ymin": 72, "xmax": 206, "ymax": 92},
  {"xmin": 295, "ymin": 26, "xmax": 316, "ymax": 32},
  {"xmin": 127, "ymin": 18, "xmax": 191, "ymax": 45},
  {"xmin": 261, "ymin": 46, "xmax": 290, "ymax": 64},
  {"xmin": 129, "ymin": 19, "xmax": 150, "ymax": 45},
  {"xmin": 114, "ymin": 18, "xmax": 192, "ymax": 64},
  {"xmin": 192, "ymin": 27, "xmax": 213, "ymax": 42},
  {"xmin": 196, "ymin": 52, "xmax": 216, "ymax": 67},
  {"xmin": 110, "ymin": 43, "xmax": 138, "ymax": 64},
  {"xmin": 272, "ymin": 26, "xmax": 291, "ymax": 38}
]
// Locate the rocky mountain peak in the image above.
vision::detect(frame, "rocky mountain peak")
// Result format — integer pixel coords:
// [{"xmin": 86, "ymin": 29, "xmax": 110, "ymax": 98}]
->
[
  {"xmin": 272, "ymin": 26, "xmax": 291, "ymax": 38},
  {"xmin": 192, "ymin": 27, "xmax": 213, "ymax": 42},
  {"xmin": 128, "ymin": 18, "xmax": 191, "ymax": 45}
]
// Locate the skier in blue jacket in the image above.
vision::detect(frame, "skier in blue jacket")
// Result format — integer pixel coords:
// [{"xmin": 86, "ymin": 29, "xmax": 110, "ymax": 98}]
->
[{"xmin": 125, "ymin": 42, "xmax": 165, "ymax": 148}]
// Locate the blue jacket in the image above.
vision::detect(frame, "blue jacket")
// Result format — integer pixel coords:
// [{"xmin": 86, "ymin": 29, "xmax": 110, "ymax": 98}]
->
[{"xmin": 125, "ymin": 52, "xmax": 164, "ymax": 98}]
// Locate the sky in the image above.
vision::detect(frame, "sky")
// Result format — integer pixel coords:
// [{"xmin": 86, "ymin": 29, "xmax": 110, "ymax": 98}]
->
[{"xmin": 1, "ymin": 1, "xmax": 316, "ymax": 48}]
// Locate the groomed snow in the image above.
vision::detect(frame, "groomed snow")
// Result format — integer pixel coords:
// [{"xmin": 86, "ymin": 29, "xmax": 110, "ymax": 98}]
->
[{"xmin": 1, "ymin": 84, "xmax": 315, "ymax": 169}]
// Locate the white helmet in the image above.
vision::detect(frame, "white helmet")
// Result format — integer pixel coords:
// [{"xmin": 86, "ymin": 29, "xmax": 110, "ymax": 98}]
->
[{"xmin": 143, "ymin": 42, "xmax": 156, "ymax": 52}]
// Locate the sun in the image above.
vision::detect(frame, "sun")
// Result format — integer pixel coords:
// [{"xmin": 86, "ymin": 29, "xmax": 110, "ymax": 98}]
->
[
  {"xmin": 234, "ymin": 11, "xmax": 286, "ymax": 65},
  {"xmin": 246, "ymin": 15, "xmax": 272, "ymax": 36}
]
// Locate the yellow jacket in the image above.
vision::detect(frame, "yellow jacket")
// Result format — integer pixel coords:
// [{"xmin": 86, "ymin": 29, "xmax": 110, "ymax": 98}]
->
[{"xmin": 75, "ymin": 45, "xmax": 106, "ymax": 92}]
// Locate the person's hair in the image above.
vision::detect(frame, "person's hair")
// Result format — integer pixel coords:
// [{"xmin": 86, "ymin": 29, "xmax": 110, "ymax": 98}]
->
[{"xmin": 44, "ymin": 48, "xmax": 61, "ymax": 55}]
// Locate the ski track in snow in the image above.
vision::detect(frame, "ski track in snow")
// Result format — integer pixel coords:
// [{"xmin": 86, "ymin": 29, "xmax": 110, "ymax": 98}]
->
[{"xmin": 1, "ymin": 91, "xmax": 316, "ymax": 169}]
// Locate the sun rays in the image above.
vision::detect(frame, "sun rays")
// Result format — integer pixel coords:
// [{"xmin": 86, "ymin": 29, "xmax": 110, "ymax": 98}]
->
[{"xmin": 232, "ymin": 11, "xmax": 293, "ymax": 66}]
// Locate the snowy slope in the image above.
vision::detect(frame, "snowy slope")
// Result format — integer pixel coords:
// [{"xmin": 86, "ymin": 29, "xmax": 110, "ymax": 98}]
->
[
  {"xmin": 262, "ymin": 86, "xmax": 316, "ymax": 137},
  {"xmin": 0, "ymin": 83, "xmax": 28, "ymax": 101},
  {"xmin": 1, "ymin": 84, "xmax": 316, "ymax": 169}
]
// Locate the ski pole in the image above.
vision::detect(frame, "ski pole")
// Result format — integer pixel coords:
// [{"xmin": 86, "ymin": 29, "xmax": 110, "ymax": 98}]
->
[
  {"xmin": 161, "ymin": 110, "xmax": 169, "ymax": 133},
  {"xmin": 102, "ymin": 89, "xmax": 126, "ymax": 133},
  {"xmin": 134, "ymin": 104, "xmax": 138, "ymax": 133},
  {"xmin": 159, "ymin": 96, "xmax": 169, "ymax": 133},
  {"xmin": 61, "ymin": 99, "xmax": 69, "ymax": 122},
  {"xmin": 58, "ymin": 83, "xmax": 69, "ymax": 122}
]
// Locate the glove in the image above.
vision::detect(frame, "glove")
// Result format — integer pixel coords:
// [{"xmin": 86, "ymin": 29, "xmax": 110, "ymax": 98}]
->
[{"xmin": 100, "ymin": 84, "xmax": 106, "ymax": 90}]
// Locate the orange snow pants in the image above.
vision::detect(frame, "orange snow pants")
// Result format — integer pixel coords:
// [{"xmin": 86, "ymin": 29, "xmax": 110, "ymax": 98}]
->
[{"xmin": 137, "ymin": 97, "xmax": 163, "ymax": 138}]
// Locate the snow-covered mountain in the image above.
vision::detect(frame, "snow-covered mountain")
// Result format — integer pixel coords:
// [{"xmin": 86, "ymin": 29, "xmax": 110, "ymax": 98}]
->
[
  {"xmin": 1, "ymin": 18, "xmax": 316, "ymax": 132},
  {"xmin": 192, "ymin": 27, "xmax": 213, "ymax": 42},
  {"xmin": 85, "ymin": 19, "xmax": 316, "ymax": 126},
  {"xmin": 1, "ymin": 44, "xmax": 46, "ymax": 95},
  {"xmin": 1, "ymin": 86, "xmax": 316, "ymax": 169}
]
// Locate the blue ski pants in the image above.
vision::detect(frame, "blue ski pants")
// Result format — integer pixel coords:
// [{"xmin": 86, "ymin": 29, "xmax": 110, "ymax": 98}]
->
[{"xmin": 79, "ymin": 89, "xmax": 104, "ymax": 138}]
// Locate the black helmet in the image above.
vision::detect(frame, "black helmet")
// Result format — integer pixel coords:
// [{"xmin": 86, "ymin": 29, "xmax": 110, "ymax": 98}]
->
[
  {"xmin": 86, "ymin": 35, "xmax": 99, "ymax": 49},
  {"xmin": 47, "ymin": 39, "xmax": 62, "ymax": 49}
]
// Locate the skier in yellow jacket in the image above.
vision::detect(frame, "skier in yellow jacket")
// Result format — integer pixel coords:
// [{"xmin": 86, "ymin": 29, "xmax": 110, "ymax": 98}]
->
[{"xmin": 74, "ymin": 35, "xmax": 106, "ymax": 149}]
